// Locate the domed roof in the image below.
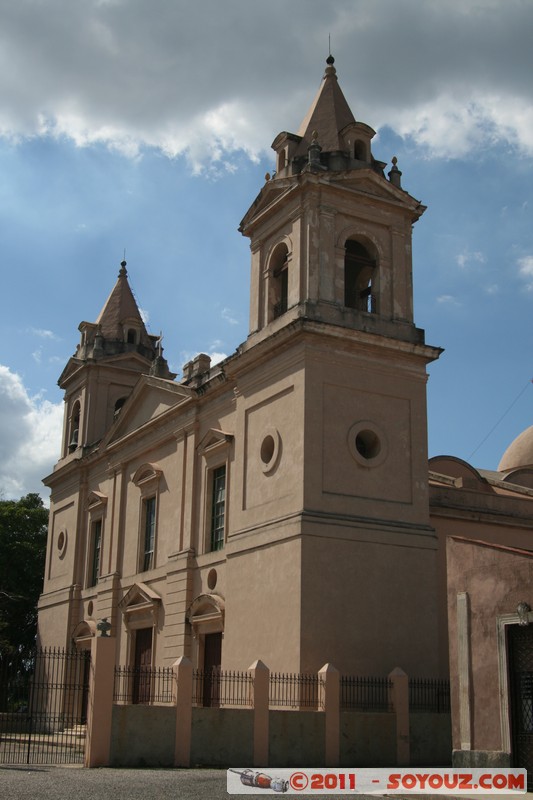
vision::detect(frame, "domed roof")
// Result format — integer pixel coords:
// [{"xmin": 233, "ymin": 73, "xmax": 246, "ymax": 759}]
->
[{"xmin": 498, "ymin": 425, "xmax": 533, "ymax": 472}]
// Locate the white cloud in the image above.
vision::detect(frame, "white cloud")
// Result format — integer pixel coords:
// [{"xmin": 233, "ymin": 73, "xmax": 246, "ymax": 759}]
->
[
  {"xmin": 456, "ymin": 250, "xmax": 486, "ymax": 269},
  {"xmin": 437, "ymin": 295, "xmax": 460, "ymax": 306},
  {"xmin": 0, "ymin": 365, "xmax": 63, "ymax": 500},
  {"xmin": 0, "ymin": 1, "xmax": 531, "ymax": 171},
  {"xmin": 221, "ymin": 308, "xmax": 239, "ymax": 325},
  {"xmin": 518, "ymin": 256, "xmax": 533, "ymax": 290},
  {"xmin": 209, "ymin": 352, "xmax": 228, "ymax": 366},
  {"xmin": 29, "ymin": 328, "xmax": 59, "ymax": 340}
]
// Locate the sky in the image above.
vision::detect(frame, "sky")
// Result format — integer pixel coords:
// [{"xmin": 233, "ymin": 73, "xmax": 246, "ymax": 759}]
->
[{"xmin": 1, "ymin": 0, "xmax": 533, "ymax": 500}]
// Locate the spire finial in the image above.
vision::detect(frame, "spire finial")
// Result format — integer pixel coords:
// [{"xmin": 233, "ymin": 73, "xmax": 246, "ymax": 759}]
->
[
  {"xmin": 326, "ymin": 35, "xmax": 334, "ymax": 67},
  {"xmin": 119, "ymin": 248, "xmax": 127, "ymax": 277}
]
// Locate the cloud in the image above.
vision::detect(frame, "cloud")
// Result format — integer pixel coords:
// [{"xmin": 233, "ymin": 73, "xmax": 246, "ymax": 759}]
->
[
  {"xmin": 456, "ymin": 250, "xmax": 486, "ymax": 269},
  {"xmin": 518, "ymin": 256, "xmax": 533, "ymax": 290},
  {"xmin": 0, "ymin": 365, "xmax": 63, "ymax": 500},
  {"xmin": 29, "ymin": 328, "xmax": 60, "ymax": 340},
  {"xmin": 437, "ymin": 295, "xmax": 460, "ymax": 306},
  {"xmin": 0, "ymin": 1, "xmax": 532, "ymax": 170},
  {"xmin": 221, "ymin": 308, "xmax": 239, "ymax": 325}
]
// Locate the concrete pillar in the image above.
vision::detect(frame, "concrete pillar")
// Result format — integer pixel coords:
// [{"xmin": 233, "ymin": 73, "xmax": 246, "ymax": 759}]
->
[
  {"xmin": 319, "ymin": 663, "xmax": 340, "ymax": 767},
  {"xmin": 173, "ymin": 656, "xmax": 193, "ymax": 767},
  {"xmin": 85, "ymin": 633, "xmax": 116, "ymax": 767},
  {"xmin": 249, "ymin": 660, "xmax": 269, "ymax": 767},
  {"xmin": 457, "ymin": 591, "xmax": 472, "ymax": 751},
  {"xmin": 389, "ymin": 667, "xmax": 410, "ymax": 766}
]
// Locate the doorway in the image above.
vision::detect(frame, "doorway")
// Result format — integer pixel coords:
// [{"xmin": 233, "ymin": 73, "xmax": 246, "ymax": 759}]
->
[
  {"xmin": 508, "ymin": 624, "xmax": 533, "ymax": 787},
  {"xmin": 132, "ymin": 627, "xmax": 153, "ymax": 704},
  {"xmin": 202, "ymin": 632, "xmax": 222, "ymax": 707}
]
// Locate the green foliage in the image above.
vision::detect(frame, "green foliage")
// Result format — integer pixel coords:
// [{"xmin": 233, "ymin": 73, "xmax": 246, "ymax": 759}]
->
[{"xmin": 0, "ymin": 493, "xmax": 48, "ymax": 657}]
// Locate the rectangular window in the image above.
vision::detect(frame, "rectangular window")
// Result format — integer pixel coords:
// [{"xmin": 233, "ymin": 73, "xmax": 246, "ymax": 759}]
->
[
  {"xmin": 89, "ymin": 519, "xmax": 102, "ymax": 587},
  {"xmin": 142, "ymin": 496, "xmax": 156, "ymax": 571},
  {"xmin": 210, "ymin": 466, "xmax": 226, "ymax": 552}
]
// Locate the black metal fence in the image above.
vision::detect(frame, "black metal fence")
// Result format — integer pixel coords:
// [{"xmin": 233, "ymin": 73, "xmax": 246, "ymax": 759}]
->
[
  {"xmin": 113, "ymin": 665, "xmax": 174, "ymax": 705},
  {"xmin": 408, "ymin": 677, "xmax": 451, "ymax": 712},
  {"xmin": 192, "ymin": 668, "xmax": 253, "ymax": 708},
  {"xmin": 0, "ymin": 647, "xmax": 90, "ymax": 765},
  {"xmin": 340, "ymin": 675, "xmax": 393, "ymax": 711},
  {"xmin": 269, "ymin": 672, "xmax": 321, "ymax": 710}
]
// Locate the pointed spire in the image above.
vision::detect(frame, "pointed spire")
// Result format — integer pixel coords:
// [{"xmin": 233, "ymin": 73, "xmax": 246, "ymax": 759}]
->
[
  {"xmin": 95, "ymin": 259, "xmax": 149, "ymax": 343},
  {"xmin": 294, "ymin": 55, "xmax": 357, "ymax": 157}
]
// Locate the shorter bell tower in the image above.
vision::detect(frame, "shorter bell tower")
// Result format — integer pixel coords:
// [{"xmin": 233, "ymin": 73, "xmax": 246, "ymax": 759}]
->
[{"xmin": 58, "ymin": 260, "xmax": 174, "ymax": 459}]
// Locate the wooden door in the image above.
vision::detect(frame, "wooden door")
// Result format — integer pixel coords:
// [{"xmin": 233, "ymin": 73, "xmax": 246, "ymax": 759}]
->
[
  {"xmin": 203, "ymin": 632, "xmax": 222, "ymax": 707},
  {"xmin": 133, "ymin": 627, "xmax": 152, "ymax": 704}
]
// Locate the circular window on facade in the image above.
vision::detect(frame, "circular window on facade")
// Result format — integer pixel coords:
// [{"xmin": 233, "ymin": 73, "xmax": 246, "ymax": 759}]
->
[
  {"xmin": 260, "ymin": 429, "xmax": 282, "ymax": 474},
  {"xmin": 87, "ymin": 600, "xmax": 94, "ymax": 617},
  {"xmin": 348, "ymin": 421, "xmax": 388, "ymax": 467},
  {"xmin": 57, "ymin": 528, "xmax": 68, "ymax": 559},
  {"xmin": 207, "ymin": 569, "xmax": 218, "ymax": 590}
]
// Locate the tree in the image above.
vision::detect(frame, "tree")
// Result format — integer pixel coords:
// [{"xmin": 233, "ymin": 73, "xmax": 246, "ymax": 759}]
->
[{"xmin": 0, "ymin": 493, "xmax": 48, "ymax": 657}]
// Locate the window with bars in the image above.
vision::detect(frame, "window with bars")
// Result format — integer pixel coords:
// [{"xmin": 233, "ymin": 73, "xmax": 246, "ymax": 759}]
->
[
  {"xmin": 142, "ymin": 496, "xmax": 156, "ymax": 571},
  {"xmin": 210, "ymin": 466, "xmax": 226, "ymax": 552},
  {"xmin": 88, "ymin": 519, "xmax": 102, "ymax": 587}
]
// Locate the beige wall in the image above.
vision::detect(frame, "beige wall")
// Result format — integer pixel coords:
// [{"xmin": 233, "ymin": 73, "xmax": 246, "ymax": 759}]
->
[{"xmin": 447, "ymin": 536, "xmax": 533, "ymax": 759}]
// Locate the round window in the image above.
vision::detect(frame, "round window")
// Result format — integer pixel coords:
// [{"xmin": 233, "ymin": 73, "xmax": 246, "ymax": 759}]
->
[
  {"xmin": 348, "ymin": 421, "xmax": 387, "ymax": 467},
  {"xmin": 207, "ymin": 569, "xmax": 217, "ymax": 590},
  {"xmin": 57, "ymin": 528, "xmax": 68, "ymax": 559},
  {"xmin": 260, "ymin": 429, "xmax": 281, "ymax": 474},
  {"xmin": 355, "ymin": 429, "xmax": 381, "ymax": 460}
]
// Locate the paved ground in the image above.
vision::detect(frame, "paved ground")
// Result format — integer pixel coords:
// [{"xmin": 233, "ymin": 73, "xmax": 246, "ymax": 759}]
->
[{"xmin": 1, "ymin": 765, "xmax": 532, "ymax": 800}]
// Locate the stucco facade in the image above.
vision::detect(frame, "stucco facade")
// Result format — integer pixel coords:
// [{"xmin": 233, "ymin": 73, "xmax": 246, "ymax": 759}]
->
[
  {"xmin": 37, "ymin": 57, "xmax": 533, "ymax": 774},
  {"xmin": 38, "ymin": 58, "xmax": 443, "ymax": 680}
]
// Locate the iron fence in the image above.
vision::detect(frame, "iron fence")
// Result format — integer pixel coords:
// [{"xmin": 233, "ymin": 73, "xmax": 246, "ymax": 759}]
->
[
  {"xmin": 408, "ymin": 677, "xmax": 450, "ymax": 712},
  {"xmin": 269, "ymin": 672, "xmax": 321, "ymax": 710},
  {"xmin": 113, "ymin": 665, "xmax": 174, "ymax": 705},
  {"xmin": 0, "ymin": 647, "xmax": 90, "ymax": 764},
  {"xmin": 340, "ymin": 675, "xmax": 393, "ymax": 711},
  {"xmin": 192, "ymin": 668, "xmax": 253, "ymax": 708}
]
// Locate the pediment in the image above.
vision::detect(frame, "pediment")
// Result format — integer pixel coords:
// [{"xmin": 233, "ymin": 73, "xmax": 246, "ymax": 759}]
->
[
  {"xmin": 104, "ymin": 375, "xmax": 194, "ymax": 445},
  {"xmin": 119, "ymin": 581, "xmax": 161, "ymax": 608},
  {"xmin": 119, "ymin": 583, "xmax": 161, "ymax": 629},
  {"xmin": 197, "ymin": 428, "xmax": 234, "ymax": 455},
  {"xmin": 87, "ymin": 491, "xmax": 108, "ymax": 510},
  {"xmin": 329, "ymin": 170, "xmax": 424, "ymax": 211},
  {"xmin": 240, "ymin": 180, "xmax": 294, "ymax": 231},
  {"xmin": 187, "ymin": 593, "xmax": 225, "ymax": 634}
]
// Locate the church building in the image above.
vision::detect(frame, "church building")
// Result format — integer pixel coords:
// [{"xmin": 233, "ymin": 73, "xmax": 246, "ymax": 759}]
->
[{"xmin": 38, "ymin": 57, "xmax": 533, "ymax": 773}]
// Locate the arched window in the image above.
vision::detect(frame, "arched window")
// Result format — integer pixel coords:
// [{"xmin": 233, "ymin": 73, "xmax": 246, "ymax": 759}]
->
[
  {"xmin": 344, "ymin": 239, "xmax": 377, "ymax": 313},
  {"xmin": 68, "ymin": 401, "xmax": 81, "ymax": 452},
  {"xmin": 353, "ymin": 141, "xmax": 367, "ymax": 161},
  {"xmin": 269, "ymin": 243, "xmax": 289, "ymax": 320},
  {"xmin": 126, "ymin": 328, "xmax": 137, "ymax": 344}
]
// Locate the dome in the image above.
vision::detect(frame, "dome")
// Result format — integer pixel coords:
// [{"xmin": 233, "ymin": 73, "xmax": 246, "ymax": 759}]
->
[{"xmin": 498, "ymin": 425, "xmax": 533, "ymax": 472}]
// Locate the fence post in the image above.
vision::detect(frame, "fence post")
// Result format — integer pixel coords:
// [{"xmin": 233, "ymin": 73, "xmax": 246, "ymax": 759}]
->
[
  {"xmin": 249, "ymin": 659, "xmax": 269, "ymax": 767},
  {"xmin": 85, "ymin": 633, "xmax": 116, "ymax": 767},
  {"xmin": 173, "ymin": 656, "xmax": 193, "ymax": 767},
  {"xmin": 319, "ymin": 663, "xmax": 340, "ymax": 767},
  {"xmin": 389, "ymin": 667, "xmax": 410, "ymax": 766}
]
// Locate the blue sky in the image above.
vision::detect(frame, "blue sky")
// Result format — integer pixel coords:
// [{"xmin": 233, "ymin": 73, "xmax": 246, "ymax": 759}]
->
[{"xmin": 1, "ymin": 0, "xmax": 533, "ymax": 498}]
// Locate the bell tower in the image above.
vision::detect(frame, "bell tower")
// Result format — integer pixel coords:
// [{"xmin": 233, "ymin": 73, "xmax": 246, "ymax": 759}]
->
[
  {"xmin": 240, "ymin": 55, "xmax": 423, "ymax": 347},
  {"xmin": 229, "ymin": 58, "xmax": 445, "ymax": 676},
  {"xmin": 58, "ymin": 260, "xmax": 174, "ymax": 459}
]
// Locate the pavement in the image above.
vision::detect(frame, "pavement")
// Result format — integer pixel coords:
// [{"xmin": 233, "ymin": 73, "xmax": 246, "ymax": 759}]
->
[{"xmin": 1, "ymin": 766, "xmax": 532, "ymax": 800}]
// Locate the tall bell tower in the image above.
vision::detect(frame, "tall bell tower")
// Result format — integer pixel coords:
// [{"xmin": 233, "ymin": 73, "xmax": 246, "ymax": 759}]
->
[{"xmin": 227, "ymin": 58, "xmax": 445, "ymax": 676}]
